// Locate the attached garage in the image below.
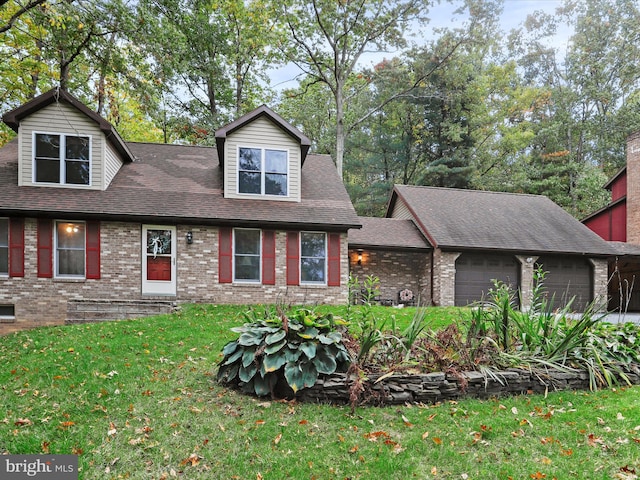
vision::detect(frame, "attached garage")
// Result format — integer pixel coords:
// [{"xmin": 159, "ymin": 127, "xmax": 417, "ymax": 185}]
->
[
  {"xmin": 455, "ymin": 253, "xmax": 520, "ymax": 306},
  {"xmin": 535, "ymin": 256, "xmax": 592, "ymax": 311}
]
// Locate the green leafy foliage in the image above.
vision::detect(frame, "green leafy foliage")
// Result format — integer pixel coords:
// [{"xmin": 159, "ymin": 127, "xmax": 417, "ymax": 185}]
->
[
  {"xmin": 463, "ymin": 268, "xmax": 637, "ymax": 390},
  {"xmin": 217, "ymin": 307, "xmax": 350, "ymax": 396}
]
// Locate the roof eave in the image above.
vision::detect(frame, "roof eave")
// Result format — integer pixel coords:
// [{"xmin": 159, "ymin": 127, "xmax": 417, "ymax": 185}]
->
[
  {"xmin": 0, "ymin": 207, "xmax": 360, "ymax": 231},
  {"xmin": 437, "ymin": 244, "xmax": 615, "ymax": 257},
  {"xmin": 348, "ymin": 243, "xmax": 431, "ymax": 252}
]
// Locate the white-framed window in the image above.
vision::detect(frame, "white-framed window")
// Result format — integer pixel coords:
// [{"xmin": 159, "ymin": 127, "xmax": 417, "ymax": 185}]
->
[
  {"xmin": 0, "ymin": 218, "xmax": 8, "ymax": 275},
  {"xmin": 300, "ymin": 232, "xmax": 326, "ymax": 284},
  {"xmin": 234, "ymin": 228, "xmax": 261, "ymax": 282},
  {"xmin": 238, "ymin": 147, "xmax": 288, "ymax": 196},
  {"xmin": 33, "ymin": 133, "xmax": 91, "ymax": 185},
  {"xmin": 55, "ymin": 221, "xmax": 86, "ymax": 278}
]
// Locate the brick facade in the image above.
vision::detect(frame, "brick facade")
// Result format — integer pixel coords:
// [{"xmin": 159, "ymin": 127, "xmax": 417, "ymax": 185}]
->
[
  {"xmin": 432, "ymin": 250, "xmax": 461, "ymax": 307},
  {"xmin": 348, "ymin": 249, "xmax": 431, "ymax": 305},
  {"xmin": 590, "ymin": 258, "xmax": 609, "ymax": 307},
  {"xmin": 626, "ymin": 130, "xmax": 640, "ymax": 244},
  {"xmin": 516, "ymin": 255, "xmax": 539, "ymax": 310},
  {"xmin": 0, "ymin": 219, "xmax": 349, "ymax": 334}
]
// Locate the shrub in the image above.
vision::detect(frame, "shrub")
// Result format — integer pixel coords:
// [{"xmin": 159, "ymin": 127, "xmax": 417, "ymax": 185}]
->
[
  {"xmin": 469, "ymin": 268, "xmax": 634, "ymax": 389},
  {"xmin": 217, "ymin": 307, "xmax": 351, "ymax": 397}
]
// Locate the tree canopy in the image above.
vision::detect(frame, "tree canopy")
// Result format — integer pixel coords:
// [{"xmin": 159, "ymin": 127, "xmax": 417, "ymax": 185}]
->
[{"xmin": 2, "ymin": 0, "xmax": 639, "ymax": 219}]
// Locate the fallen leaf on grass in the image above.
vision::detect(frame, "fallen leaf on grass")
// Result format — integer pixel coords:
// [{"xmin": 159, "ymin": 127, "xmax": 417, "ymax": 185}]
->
[
  {"xmin": 14, "ymin": 418, "xmax": 32, "ymax": 427},
  {"xmin": 364, "ymin": 431, "xmax": 390, "ymax": 442},
  {"xmin": 433, "ymin": 437, "xmax": 442, "ymax": 445},
  {"xmin": 273, "ymin": 433, "xmax": 282, "ymax": 445},
  {"xmin": 180, "ymin": 454, "xmax": 201, "ymax": 467},
  {"xmin": 587, "ymin": 433, "xmax": 607, "ymax": 448},
  {"xmin": 401, "ymin": 414, "xmax": 413, "ymax": 427},
  {"xmin": 384, "ymin": 439, "xmax": 404, "ymax": 454},
  {"xmin": 59, "ymin": 421, "xmax": 75, "ymax": 429},
  {"xmin": 620, "ymin": 465, "xmax": 637, "ymax": 475}
]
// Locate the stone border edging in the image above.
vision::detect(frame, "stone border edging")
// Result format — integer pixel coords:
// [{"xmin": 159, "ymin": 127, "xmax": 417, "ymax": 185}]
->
[{"xmin": 296, "ymin": 365, "xmax": 640, "ymax": 405}]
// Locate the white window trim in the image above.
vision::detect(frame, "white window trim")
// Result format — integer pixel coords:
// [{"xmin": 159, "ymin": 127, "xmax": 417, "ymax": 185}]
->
[
  {"xmin": 237, "ymin": 146, "xmax": 289, "ymax": 197},
  {"xmin": 300, "ymin": 231, "xmax": 327, "ymax": 285},
  {"xmin": 233, "ymin": 228, "xmax": 262, "ymax": 283},
  {"xmin": 32, "ymin": 132, "xmax": 93, "ymax": 186},
  {"xmin": 54, "ymin": 220, "xmax": 86, "ymax": 279}
]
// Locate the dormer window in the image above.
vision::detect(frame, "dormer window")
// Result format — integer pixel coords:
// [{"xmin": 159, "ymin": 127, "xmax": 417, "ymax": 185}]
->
[
  {"xmin": 34, "ymin": 133, "xmax": 91, "ymax": 185},
  {"xmin": 238, "ymin": 147, "xmax": 288, "ymax": 196}
]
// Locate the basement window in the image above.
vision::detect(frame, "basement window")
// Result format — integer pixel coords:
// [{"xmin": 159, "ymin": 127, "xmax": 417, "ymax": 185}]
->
[{"xmin": 0, "ymin": 304, "xmax": 15, "ymax": 323}]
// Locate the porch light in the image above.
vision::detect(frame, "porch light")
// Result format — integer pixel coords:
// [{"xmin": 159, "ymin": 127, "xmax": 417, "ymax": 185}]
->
[
  {"xmin": 357, "ymin": 250, "xmax": 363, "ymax": 265},
  {"xmin": 186, "ymin": 231, "xmax": 193, "ymax": 244}
]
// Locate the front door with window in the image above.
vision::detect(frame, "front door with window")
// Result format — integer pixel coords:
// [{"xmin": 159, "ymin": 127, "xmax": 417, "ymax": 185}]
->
[{"xmin": 142, "ymin": 226, "xmax": 176, "ymax": 295}]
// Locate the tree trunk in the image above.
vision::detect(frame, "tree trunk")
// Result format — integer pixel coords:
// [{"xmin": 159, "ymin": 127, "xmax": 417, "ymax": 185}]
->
[
  {"xmin": 335, "ymin": 81, "xmax": 345, "ymax": 179},
  {"xmin": 59, "ymin": 60, "xmax": 70, "ymax": 91}
]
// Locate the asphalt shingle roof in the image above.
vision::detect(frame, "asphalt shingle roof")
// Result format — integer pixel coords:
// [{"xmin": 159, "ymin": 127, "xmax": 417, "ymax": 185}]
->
[
  {"xmin": 390, "ymin": 185, "xmax": 616, "ymax": 256},
  {"xmin": 0, "ymin": 139, "xmax": 361, "ymax": 230},
  {"xmin": 348, "ymin": 217, "xmax": 429, "ymax": 250}
]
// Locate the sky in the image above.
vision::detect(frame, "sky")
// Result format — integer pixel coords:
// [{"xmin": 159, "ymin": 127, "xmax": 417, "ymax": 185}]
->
[{"xmin": 268, "ymin": 0, "xmax": 568, "ymax": 92}]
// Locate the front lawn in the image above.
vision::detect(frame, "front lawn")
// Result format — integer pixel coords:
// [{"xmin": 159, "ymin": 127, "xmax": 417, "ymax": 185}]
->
[{"xmin": 1, "ymin": 304, "xmax": 639, "ymax": 479}]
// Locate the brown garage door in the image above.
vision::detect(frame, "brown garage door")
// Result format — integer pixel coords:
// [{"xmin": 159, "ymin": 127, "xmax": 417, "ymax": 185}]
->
[
  {"xmin": 455, "ymin": 253, "xmax": 520, "ymax": 306},
  {"xmin": 535, "ymin": 256, "xmax": 592, "ymax": 311}
]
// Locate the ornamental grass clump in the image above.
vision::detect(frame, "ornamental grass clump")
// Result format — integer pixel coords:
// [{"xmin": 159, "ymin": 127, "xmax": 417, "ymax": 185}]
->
[
  {"xmin": 217, "ymin": 306, "xmax": 350, "ymax": 397},
  {"xmin": 472, "ymin": 267, "xmax": 634, "ymax": 390}
]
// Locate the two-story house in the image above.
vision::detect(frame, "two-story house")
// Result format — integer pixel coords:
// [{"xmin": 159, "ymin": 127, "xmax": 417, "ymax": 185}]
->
[
  {"xmin": 0, "ymin": 88, "xmax": 360, "ymax": 334},
  {"xmin": 583, "ymin": 130, "xmax": 640, "ymax": 311}
]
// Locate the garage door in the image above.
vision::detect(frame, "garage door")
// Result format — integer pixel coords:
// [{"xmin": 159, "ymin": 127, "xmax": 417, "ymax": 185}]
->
[
  {"xmin": 535, "ymin": 256, "xmax": 592, "ymax": 311},
  {"xmin": 455, "ymin": 254, "xmax": 520, "ymax": 306}
]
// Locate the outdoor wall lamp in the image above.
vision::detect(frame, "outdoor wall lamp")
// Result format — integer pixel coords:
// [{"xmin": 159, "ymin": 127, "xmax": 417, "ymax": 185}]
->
[
  {"xmin": 357, "ymin": 250, "xmax": 363, "ymax": 265},
  {"xmin": 186, "ymin": 231, "xmax": 193, "ymax": 244}
]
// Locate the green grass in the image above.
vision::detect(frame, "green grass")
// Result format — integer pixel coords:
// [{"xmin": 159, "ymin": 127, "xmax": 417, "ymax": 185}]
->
[{"xmin": 1, "ymin": 304, "xmax": 639, "ymax": 479}]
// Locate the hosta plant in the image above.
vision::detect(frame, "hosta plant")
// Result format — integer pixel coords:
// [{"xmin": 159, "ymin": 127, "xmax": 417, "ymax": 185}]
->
[{"xmin": 217, "ymin": 308, "xmax": 351, "ymax": 397}]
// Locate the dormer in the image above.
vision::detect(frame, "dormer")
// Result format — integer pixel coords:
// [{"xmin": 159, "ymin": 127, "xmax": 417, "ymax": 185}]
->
[
  {"xmin": 215, "ymin": 105, "xmax": 311, "ymax": 202},
  {"xmin": 2, "ymin": 88, "xmax": 134, "ymax": 191}
]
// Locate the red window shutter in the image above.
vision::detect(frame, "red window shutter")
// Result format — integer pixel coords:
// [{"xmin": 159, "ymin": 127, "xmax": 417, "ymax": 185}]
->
[
  {"xmin": 327, "ymin": 233, "xmax": 341, "ymax": 286},
  {"xmin": 219, "ymin": 227, "xmax": 233, "ymax": 283},
  {"xmin": 286, "ymin": 231, "xmax": 299, "ymax": 286},
  {"xmin": 37, "ymin": 219, "xmax": 53, "ymax": 278},
  {"xmin": 86, "ymin": 221, "xmax": 101, "ymax": 279},
  {"xmin": 8, "ymin": 217, "xmax": 25, "ymax": 277},
  {"xmin": 262, "ymin": 230, "xmax": 276, "ymax": 285}
]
